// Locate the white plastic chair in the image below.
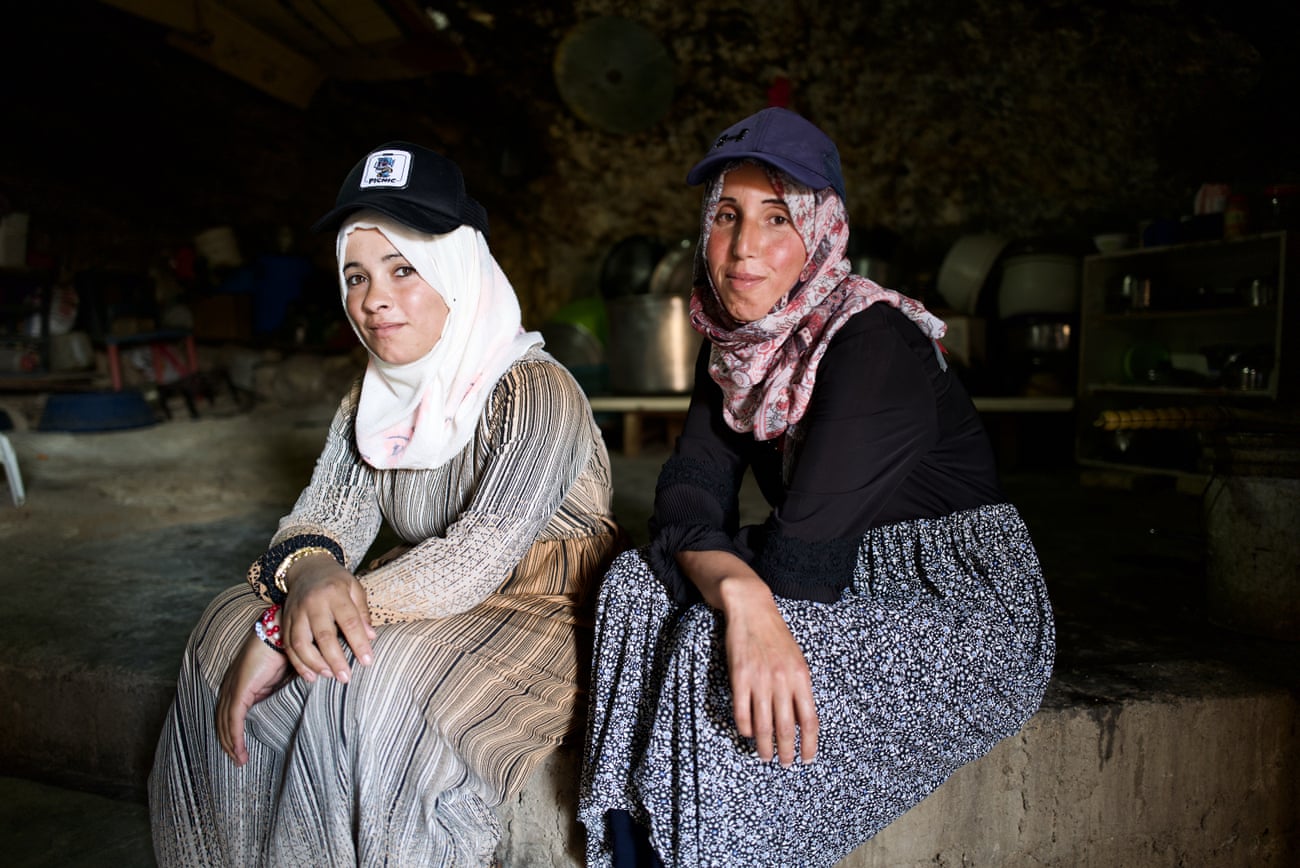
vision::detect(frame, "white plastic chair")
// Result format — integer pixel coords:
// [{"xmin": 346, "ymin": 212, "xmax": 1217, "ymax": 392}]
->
[{"xmin": 0, "ymin": 432, "xmax": 24, "ymax": 507}]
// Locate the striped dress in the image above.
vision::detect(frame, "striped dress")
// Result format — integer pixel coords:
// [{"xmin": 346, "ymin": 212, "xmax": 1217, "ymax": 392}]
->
[{"xmin": 149, "ymin": 349, "xmax": 620, "ymax": 867}]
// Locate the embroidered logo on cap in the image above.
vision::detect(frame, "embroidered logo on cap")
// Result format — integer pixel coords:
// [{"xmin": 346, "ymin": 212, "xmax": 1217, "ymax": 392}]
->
[
  {"xmin": 713, "ymin": 129, "xmax": 749, "ymax": 150},
  {"xmin": 359, "ymin": 149, "xmax": 413, "ymax": 189}
]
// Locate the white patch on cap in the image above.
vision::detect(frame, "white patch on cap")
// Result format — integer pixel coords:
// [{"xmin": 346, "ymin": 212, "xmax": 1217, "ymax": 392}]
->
[{"xmin": 359, "ymin": 149, "xmax": 413, "ymax": 189}]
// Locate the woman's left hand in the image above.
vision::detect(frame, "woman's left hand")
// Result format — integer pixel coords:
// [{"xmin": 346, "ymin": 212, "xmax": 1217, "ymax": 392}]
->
[{"xmin": 279, "ymin": 552, "xmax": 377, "ymax": 683}]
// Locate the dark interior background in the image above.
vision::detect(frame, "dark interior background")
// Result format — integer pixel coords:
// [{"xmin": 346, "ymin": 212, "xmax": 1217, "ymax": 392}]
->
[{"xmin": 3, "ymin": 0, "xmax": 1298, "ymax": 333}]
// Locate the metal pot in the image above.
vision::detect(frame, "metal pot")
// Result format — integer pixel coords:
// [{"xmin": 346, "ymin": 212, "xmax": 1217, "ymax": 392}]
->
[
  {"xmin": 648, "ymin": 238, "xmax": 696, "ymax": 295},
  {"xmin": 599, "ymin": 234, "xmax": 665, "ymax": 298},
  {"xmin": 604, "ymin": 294, "xmax": 702, "ymax": 394}
]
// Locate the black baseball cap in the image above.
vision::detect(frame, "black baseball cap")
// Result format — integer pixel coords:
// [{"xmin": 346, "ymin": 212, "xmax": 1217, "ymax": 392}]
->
[
  {"xmin": 312, "ymin": 141, "xmax": 490, "ymax": 238},
  {"xmin": 686, "ymin": 107, "xmax": 846, "ymax": 204}
]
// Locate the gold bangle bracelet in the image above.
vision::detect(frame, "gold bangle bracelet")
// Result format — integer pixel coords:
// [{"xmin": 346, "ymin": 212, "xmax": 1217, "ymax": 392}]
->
[{"xmin": 273, "ymin": 546, "xmax": 338, "ymax": 598}]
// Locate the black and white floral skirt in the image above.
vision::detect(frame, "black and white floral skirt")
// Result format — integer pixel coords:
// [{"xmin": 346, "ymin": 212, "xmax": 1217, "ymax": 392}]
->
[{"xmin": 579, "ymin": 503, "xmax": 1055, "ymax": 868}]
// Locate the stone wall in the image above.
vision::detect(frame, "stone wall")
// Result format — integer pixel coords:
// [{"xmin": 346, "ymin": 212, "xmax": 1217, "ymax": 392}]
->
[
  {"xmin": 488, "ymin": 0, "xmax": 1294, "ymax": 320},
  {"xmin": 3, "ymin": 0, "xmax": 1296, "ymax": 329}
]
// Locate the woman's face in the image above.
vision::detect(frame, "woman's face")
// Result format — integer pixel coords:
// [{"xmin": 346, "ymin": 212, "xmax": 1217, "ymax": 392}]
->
[
  {"xmin": 705, "ymin": 163, "xmax": 808, "ymax": 323},
  {"xmin": 343, "ymin": 227, "xmax": 450, "ymax": 365}
]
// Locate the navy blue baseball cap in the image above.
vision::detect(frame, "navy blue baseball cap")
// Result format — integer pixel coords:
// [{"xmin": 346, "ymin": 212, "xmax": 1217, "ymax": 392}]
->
[
  {"xmin": 312, "ymin": 141, "xmax": 490, "ymax": 238},
  {"xmin": 686, "ymin": 107, "xmax": 846, "ymax": 204}
]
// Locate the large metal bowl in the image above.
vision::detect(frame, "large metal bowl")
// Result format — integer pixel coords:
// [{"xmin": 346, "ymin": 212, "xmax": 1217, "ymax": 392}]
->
[{"xmin": 936, "ymin": 234, "xmax": 1009, "ymax": 315}]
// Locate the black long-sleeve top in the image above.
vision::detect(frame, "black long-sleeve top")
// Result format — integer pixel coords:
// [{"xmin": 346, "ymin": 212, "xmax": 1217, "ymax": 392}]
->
[{"xmin": 647, "ymin": 303, "xmax": 1005, "ymax": 605}]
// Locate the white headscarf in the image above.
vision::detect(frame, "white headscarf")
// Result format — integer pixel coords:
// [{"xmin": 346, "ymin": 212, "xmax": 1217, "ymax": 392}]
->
[{"xmin": 337, "ymin": 211, "xmax": 542, "ymax": 469}]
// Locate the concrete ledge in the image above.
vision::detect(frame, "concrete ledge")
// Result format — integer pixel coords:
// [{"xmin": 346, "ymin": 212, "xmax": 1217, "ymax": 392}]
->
[
  {"xmin": 3, "ymin": 674, "xmax": 1293, "ymax": 867},
  {"xmin": 495, "ymin": 741, "xmax": 586, "ymax": 867},
  {"xmin": 1, "ymin": 616, "xmax": 1296, "ymax": 866},
  {"xmin": 495, "ymin": 680, "xmax": 1299, "ymax": 867},
  {"xmin": 0, "ymin": 660, "xmax": 174, "ymax": 801},
  {"xmin": 852, "ymin": 687, "xmax": 1298, "ymax": 866}
]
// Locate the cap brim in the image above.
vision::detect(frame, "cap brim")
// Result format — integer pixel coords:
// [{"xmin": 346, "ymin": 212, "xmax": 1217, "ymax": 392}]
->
[
  {"xmin": 311, "ymin": 199, "xmax": 471, "ymax": 236},
  {"xmin": 686, "ymin": 153, "xmax": 841, "ymax": 201}
]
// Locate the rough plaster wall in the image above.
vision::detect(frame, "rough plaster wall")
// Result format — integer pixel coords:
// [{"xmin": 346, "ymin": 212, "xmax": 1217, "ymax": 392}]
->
[
  {"xmin": 1, "ymin": 1, "xmax": 1290, "ymax": 331},
  {"xmin": 495, "ymin": 0, "xmax": 1270, "ymax": 319}
]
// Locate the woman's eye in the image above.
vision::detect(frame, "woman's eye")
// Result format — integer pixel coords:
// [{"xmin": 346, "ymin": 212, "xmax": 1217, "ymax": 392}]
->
[
  {"xmin": 394, "ymin": 265, "xmax": 415, "ymax": 278},
  {"xmin": 344, "ymin": 273, "xmax": 365, "ymax": 288},
  {"xmin": 714, "ymin": 211, "xmax": 736, "ymax": 224}
]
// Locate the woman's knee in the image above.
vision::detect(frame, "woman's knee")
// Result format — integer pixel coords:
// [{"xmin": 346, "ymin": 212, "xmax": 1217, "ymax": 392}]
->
[{"xmin": 596, "ymin": 548, "xmax": 672, "ymax": 610}]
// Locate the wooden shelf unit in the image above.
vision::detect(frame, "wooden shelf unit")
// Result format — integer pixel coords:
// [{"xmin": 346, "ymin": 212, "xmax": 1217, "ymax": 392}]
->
[{"xmin": 1075, "ymin": 231, "xmax": 1297, "ymax": 479}]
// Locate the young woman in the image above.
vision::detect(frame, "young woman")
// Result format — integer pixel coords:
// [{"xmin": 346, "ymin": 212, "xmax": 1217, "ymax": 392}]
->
[
  {"xmin": 150, "ymin": 141, "xmax": 619, "ymax": 866},
  {"xmin": 579, "ymin": 108, "xmax": 1055, "ymax": 867}
]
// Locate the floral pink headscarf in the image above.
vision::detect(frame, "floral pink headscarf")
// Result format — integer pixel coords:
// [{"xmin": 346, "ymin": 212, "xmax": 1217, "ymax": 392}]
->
[{"xmin": 689, "ymin": 161, "xmax": 947, "ymax": 442}]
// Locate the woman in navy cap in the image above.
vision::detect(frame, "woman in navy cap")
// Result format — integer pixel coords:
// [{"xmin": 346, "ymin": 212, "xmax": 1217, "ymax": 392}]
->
[
  {"xmin": 149, "ymin": 142, "xmax": 622, "ymax": 866},
  {"xmin": 579, "ymin": 108, "xmax": 1055, "ymax": 867}
]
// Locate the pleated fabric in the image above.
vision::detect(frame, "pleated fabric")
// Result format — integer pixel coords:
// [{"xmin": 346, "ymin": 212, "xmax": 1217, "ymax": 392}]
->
[
  {"xmin": 579, "ymin": 503, "xmax": 1055, "ymax": 868},
  {"xmin": 150, "ymin": 350, "xmax": 620, "ymax": 867},
  {"xmin": 151, "ymin": 531, "xmax": 617, "ymax": 867}
]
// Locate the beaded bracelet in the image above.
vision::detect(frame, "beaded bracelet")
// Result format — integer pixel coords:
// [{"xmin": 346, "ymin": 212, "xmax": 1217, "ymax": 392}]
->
[
  {"xmin": 247, "ymin": 533, "xmax": 346, "ymax": 605},
  {"xmin": 254, "ymin": 604, "xmax": 286, "ymax": 653}
]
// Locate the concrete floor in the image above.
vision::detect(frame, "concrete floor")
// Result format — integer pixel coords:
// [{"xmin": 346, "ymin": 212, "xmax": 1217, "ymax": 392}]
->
[{"xmin": 0, "ymin": 381, "xmax": 1297, "ymax": 866}]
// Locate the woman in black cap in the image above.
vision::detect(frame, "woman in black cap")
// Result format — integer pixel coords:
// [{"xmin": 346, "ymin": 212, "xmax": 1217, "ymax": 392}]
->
[
  {"xmin": 579, "ymin": 108, "xmax": 1055, "ymax": 867},
  {"xmin": 149, "ymin": 142, "xmax": 621, "ymax": 866}
]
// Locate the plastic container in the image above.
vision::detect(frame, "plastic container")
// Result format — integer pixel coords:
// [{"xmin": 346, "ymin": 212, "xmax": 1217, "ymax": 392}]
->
[
  {"xmin": 0, "ymin": 345, "xmax": 39, "ymax": 373},
  {"xmin": 997, "ymin": 252, "xmax": 1080, "ymax": 318},
  {"xmin": 49, "ymin": 331, "xmax": 94, "ymax": 371},
  {"xmin": 37, "ymin": 391, "xmax": 158, "ymax": 432},
  {"xmin": 194, "ymin": 225, "xmax": 243, "ymax": 268}
]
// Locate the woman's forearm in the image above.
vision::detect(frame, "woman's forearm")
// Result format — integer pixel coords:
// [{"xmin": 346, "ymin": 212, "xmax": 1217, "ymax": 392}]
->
[{"xmin": 676, "ymin": 549, "xmax": 777, "ymax": 618}]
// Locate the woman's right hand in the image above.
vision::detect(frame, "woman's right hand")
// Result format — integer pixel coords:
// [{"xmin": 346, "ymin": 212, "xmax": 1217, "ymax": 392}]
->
[
  {"xmin": 279, "ymin": 553, "xmax": 377, "ymax": 684},
  {"xmin": 677, "ymin": 550, "xmax": 819, "ymax": 767},
  {"xmin": 217, "ymin": 633, "xmax": 291, "ymax": 766}
]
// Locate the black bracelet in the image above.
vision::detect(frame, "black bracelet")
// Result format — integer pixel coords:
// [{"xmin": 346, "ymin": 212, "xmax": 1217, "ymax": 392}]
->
[{"xmin": 246, "ymin": 533, "xmax": 346, "ymax": 605}]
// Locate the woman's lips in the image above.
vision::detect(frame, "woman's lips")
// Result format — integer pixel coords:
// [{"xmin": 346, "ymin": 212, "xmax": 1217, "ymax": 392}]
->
[{"xmin": 726, "ymin": 271, "xmax": 764, "ymax": 288}]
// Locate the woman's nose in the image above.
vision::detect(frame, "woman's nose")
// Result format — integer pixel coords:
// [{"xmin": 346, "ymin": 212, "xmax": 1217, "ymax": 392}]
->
[
  {"xmin": 731, "ymin": 218, "xmax": 758, "ymax": 257},
  {"xmin": 362, "ymin": 282, "xmax": 392, "ymax": 311}
]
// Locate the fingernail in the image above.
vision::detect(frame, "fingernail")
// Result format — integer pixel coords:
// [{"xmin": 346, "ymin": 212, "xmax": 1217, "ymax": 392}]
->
[
  {"xmin": 337, "ymin": 670, "xmax": 349, "ymax": 683},
  {"xmin": 360, "ymin": 654, "xmax": 373, "ymax": 666}
]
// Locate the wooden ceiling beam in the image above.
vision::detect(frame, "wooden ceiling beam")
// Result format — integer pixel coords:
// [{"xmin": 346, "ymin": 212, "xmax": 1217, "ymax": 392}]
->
[{"xmin": 98, "ymin": 0, "xmax": 325, "ymax": 108}]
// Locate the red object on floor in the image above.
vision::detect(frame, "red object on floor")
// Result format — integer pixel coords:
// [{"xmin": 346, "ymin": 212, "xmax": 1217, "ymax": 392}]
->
[{"xmin": 103, "ymin": 331, "xmax": 198, "ymax": 392}]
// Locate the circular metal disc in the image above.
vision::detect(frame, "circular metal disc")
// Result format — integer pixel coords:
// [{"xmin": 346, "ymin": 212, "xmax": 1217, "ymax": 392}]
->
[{"xmin": 554, "ymin": 16, "xmax": 674, "ymax": 135}]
